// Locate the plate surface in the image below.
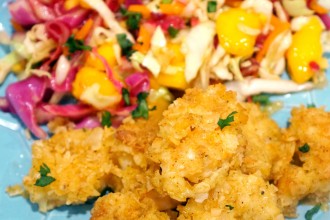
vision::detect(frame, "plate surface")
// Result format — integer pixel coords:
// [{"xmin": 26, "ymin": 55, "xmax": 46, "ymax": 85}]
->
[{"xmin": 0, "ymin": 1, "xmax": 329, "ymax": 219}]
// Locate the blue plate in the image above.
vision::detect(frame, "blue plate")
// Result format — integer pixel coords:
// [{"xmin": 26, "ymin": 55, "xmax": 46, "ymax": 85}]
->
[{"xmin": 0, "ymin": 1, "xmax": 329, "ymax": 219}]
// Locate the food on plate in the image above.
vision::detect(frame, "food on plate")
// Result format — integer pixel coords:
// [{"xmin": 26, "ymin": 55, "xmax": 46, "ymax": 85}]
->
[
  {"xmin": 177, "ymin": 171, "xmax": 283, "ymax": 220},
  {"xmin": 0, "ymin": 0, "xmax": 330, "ymax": 138},
  {"xmin": 22, "ymin": 91, "xmax": 171, "ymax": 212},
  {"xmin": 276, "ymin": 106, "xmax": 330, "ymax": 217},
  {"xmin": 17, "ymin": 83, "xmax": 330, "ymax": 219}
]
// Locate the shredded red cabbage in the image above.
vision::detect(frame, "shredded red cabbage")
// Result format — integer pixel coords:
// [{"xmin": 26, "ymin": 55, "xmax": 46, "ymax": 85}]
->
[
  {"xmin": 45, "ymin": 20, "xmax": 71, "ymax": 43},
  {"xmin": 75, "ymin": 116, "xmax": 100, "ymax": 129},
  {"xmin": 124, "ymin": 0, "xmax": 142, "ymax": 7},
  {"xmin": 125, "ymin": 72, "xmax": 150, "ymax": 97},
  {"xmin": 56, "ymin": 8, "xmax": 89, "ymax": 28},
  {"xmin": 5, "ymin": 76, "xmax": 48, "ymax": 138},
  {"xmin": 319, "ymin": 13, "xmax": 330, "ymax": 30},
  {"xmin": 9, "ymin": 0, "xmax": 41, "ymax": 26},
  {"xmin": 50, "ymin": 67, "xmax": 78, "ymax": 92},
  {"xmin": 37, "ymin": 103, "xmax": 95, "ymax": 119},
  {"xmin": 28, "ymin": 0, "xmax": 56, "ymax": 21}
]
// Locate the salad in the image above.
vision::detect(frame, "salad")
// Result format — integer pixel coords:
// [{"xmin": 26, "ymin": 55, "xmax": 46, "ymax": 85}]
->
[{"xmin": 0, "ymin": 0, "xmax": 330, "ymax": 139}]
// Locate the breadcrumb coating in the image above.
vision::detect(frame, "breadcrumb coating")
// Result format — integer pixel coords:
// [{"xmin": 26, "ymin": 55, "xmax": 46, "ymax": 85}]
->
[
  {"xmin": 21, "ymin": 84, "xmax": 330, "ymax": 219},
  {"xmin": 177, "ymin": 171, "xmax": 284, "ymax": 220},
  {"xmin": 91, "ymin": 192, "xmax": 170, "ymax": 220},
  {"xmin": 23, "ymin": 127, "xmax": 115, "ymax": 212},
  {"xmin": 148, "ymin": 85, "xmax": 249, "ymax": 202},
  {"xmin": 276, "ymin": 106, "xmax": 330, "ymax": 216}
]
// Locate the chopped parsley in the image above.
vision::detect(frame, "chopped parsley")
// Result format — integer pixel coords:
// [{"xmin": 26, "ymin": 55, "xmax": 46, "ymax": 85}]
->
[
  {"xmin": 299, "ymin": 143, "xmax": 310, "ymax": 153},
  {"xmin": 305, "ymin": 204, "xmax": 321, "ymax": 220},
  {"xmin": 225, "ymin": 205, "xmax": 234, "ymax": 210},
  {"xmin": 34, "ymin": 163, "xmax": 56, "ymax": 187},
  {"xmin": 161, "ymin": 0, "xmax": 172, "ymax": 3},
  {"xmin": 64, "ymin": 35, "xmax": 92, "ymax": 53},
  {"xmin": 116, "ymin": 34, "xmax": 135, "ymax": 58},
  {"xmin": 126, "ymin": 13, "xmax": 142, "ymax": 31},
  {"xmin": 307, "ymin": 103, "xmax": 316, "ymax": 108},
  {"xmin": 207, "ymin": 1, "xmax": 217, "ymax": 13},
  {"xmin": 101, "ymin": 111, "xmax": 112, "ymax": 127},
  {"xmin": 168, "ymin": 26, "xmax": 179, "ymax": 38},
  {"xmin": 218, "ymin": 111, "xmax": 238, "ymax": 130},
  {"xmin": 252, "ymin": 94, "xmax": 270, "ymax": 106},
  {"xmin": 119, "ymin": 7, "xmax": 128, "ymax": 16},
  {"xmin": 132, "ymin": 92, "xmax": 150, "ymax": 119},
  {"xmin": 122, "ymin": 88, "xmax": 131, "ymax": 106}
]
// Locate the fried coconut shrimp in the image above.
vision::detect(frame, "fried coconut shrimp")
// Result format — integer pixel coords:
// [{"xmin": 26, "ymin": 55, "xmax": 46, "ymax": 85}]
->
[
  {"xmin": 177, "ymin": 171, "xmax": 284, "ymax": 220},
  {"xmin": 148, "ymin": 84, "xmax": 249, "ymax": 202},
  {"xmin": 148, "ymin": 84, "xmax": 293, "ymax": 203},
  {"xmin": 91, "ymin": 191, "xmax": 170, "ymax": 220},
  {"xmin": 276, "ymin": 106, "xmax": 330, "ymax": 216},
  {"xmin": 240, "ymin": 103, "xmax": 294, "ymax": 180},
  {"xmin": 23, "ymin": 127, "xmax": 115, "ymax": 212}
]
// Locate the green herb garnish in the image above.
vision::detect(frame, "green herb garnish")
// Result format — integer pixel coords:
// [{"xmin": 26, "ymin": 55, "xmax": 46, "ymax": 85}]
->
[
  {"xmin": 126, "ymin": 13, "xmax": 142, "ymax": 31},
  {"xmin": 132, "ymin": 92, "xmax": 150, "ymax": 119},
  {"xmin": 207, "ymin": 1, "xmax": 217, "ymax": 13},
  {"xmin": 35, "ymin": 163, "xmax": 56, "ymax": 187},
  {"xmin": 168, "ymin": 26, "xmax": 179, "ymax": 38},
  {"xmin": 305, "ymin": 204, "xmax": 321, "ymax": 220},
  {"xmin": 161, "ymin": 0, "xmax": 173, "ymax": 3},
  {"xmin": 225, "ymin": 205, "xmax": 234, "ymax": 210},
  {"xmin": 122, "ymin": 88, "xmax": 131, "ymax": 106},
  {"xmin": 299, "ymin": 143, "xmax": 310, "ymax": 153},
  {"xmin": 307, "ymin": 103, "xmax": 316, "ymax": 108},
  {"xmin": 64, "ymin": 35, "xmax": 92, "ymax": 53},
  {"xmin": 101, "ymin": 111, "xmax": 112, "ymax": 127},
  {"xmin": 252, "ymin": 94, "xmax": 270, "ymax": 106},
  {"xmin": 116, "ymin": 34, "xmax": 134, "ymax": 58},
  {"xmin": 218, "ymin": 111, "xmax": 237, "ymax": 130}
]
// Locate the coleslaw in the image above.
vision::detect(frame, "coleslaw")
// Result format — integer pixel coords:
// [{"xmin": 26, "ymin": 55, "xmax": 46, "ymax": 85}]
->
[{"xmin": 0, "ymin": 0, "xmax": 330, "ymax": 138}]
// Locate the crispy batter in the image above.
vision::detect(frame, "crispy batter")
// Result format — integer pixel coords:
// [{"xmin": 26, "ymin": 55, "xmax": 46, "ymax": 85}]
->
[
  {"xmin": 240, "ymin": 103, "xmax": 294, "ymax": 180},
  {"xmin": 23, "ymin": 84, "xmax": 330, "ymax": 218},
  {"xmin": 276, "ymin": 106, "xmax": 330, "ymax": 216},
  {"xmin": 148, "ymin": 84, "xmax": 249, "ymax": 202},
  {"xmin": 91, "ymin": 192, "xmax": 170, "ymax": 220},
  {"xmin": 23, "ymin": 127, "xmax": 115, "ymax": 212},
  {"xmin": 177, "ymin": 171, "xmax": 284, "ymax": 220},
  {"xmin": 116, "ymin": 96, "xmax": 170, "ymax": 152}
]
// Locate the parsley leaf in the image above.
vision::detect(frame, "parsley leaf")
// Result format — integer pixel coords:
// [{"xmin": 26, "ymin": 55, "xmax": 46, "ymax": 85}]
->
[
  {"xmin": 116, "ymin": 34, "xmax": 135, "ymax": 58},
  {"xmin": 64, "ymin": 35, "xmax": 92, "ymax": 53},
  {"xmin": 305, "ymin": 204, "xmax": 321, "ymax": 220},
  {"xmin": 35, "ymin": 163, "xmax": 56, "ymax": 187},
  {"xmin": 207, "ymin": 1, "xmax": 217, "ymax": 13},
  {"xmin": 126, "ymin": 13, "xmax": 142, "ymax": 31},
  {"xmin": 132, "ymin": 92, "xmax": 150, "ymax": 119},
  {"xmin": 35, "ymin": 176, "xmax": 56, "ymax": 187},
  {"xmin": 122, "ymin": 88, "xmax": 131, "ymax": 106},
  {"xmin": 161, "ymin": 0, "xmax": 173, "ymax": 3},
  {"xmin": 101, "ymin": 111, "xmax": 112, "ymax": 127},
  {"xmin": 307, "ymin": 103, "xmax": 316, "ymax": 108},
  {"xmin": 120, "ymin": 7, "xmax": 128, "ymax": 16},
  {"xmin": 225, "ymin": 205, "xmax": 234, "ymax": 210},
  {"xmin": 252, "ymin": 94, "xmax": 270, "ymax": 106},
  {"xmin": 168, "ymin": 26, "xmax": 179, "ymax": 38},
  {"xmin": 299, "ymin": 143, "xmax": 310, "ymax": 153},
  {"xmin": 218, "ymin": 111, "xmax": 238, "ymax": 130}
]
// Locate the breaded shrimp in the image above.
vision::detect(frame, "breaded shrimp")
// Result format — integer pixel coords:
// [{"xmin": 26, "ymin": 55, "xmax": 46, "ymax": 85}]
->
[
  {"xmin": 276, "ymin": 106, "xmax": 330, "ymax": 216},
  {"xmin": 177, "ymin": 171, "xmax": 284, "ymax": 220},
  {"xmin": 240, "ymin": 103, "xmax": 294, "ymax": 180},
  {"xmin": 23, "ymin": 127, "xmax": 116, "ymax": 212},
  {"xmin": 148, "ymin": 84, "xmax": 250, "ymax": 202},
  {"xmin": 90, "ymin": 191, "xmax": 170, "ymax": 220}
]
